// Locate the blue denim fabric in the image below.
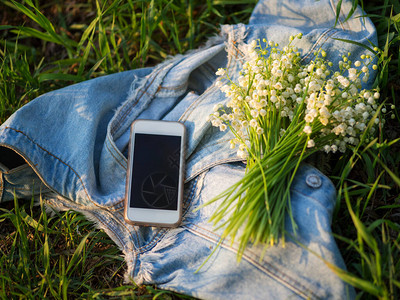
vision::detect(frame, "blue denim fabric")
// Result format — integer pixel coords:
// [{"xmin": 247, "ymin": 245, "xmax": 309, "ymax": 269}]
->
[{"xmin": 0, "ymin": 0, "xmax": 377, "ymax": 298}]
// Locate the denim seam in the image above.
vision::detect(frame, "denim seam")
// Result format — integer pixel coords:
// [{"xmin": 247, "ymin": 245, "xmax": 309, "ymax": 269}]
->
[
  {"xmin": 179, "ymin": 85, "xmax": 219, "ymax": 122},
  {"xmin": 104, "ymin": 137, "xmax": 127, "ymax": 170},
  {"xmin": 93, "ymin": 210, "xmax": 126, "ymax": 248},
  {"xmin": 2, "ymin": 127, "xmax": 92, "ymax": 201},
  {"xmin": 111, "ymin": 56, "xmax": 186, "ymax": 136},
  {"xmin": 189, "ymin": 138, "xmax": 232, "ymax": 154},
  {"xmin": 159, "ymin": 82, "xmax": 188, "ymax": 91},
  {"xmin": 186, "ymin": 138, "xmax": 236, "ymax": 173},
  {"xmin": 183, "ymin": 177, "xmax": 198, "ymax": 215},
  {"xmin": 186, "ymin": 157, "xmax": 243, "ymax": 182},
  {"xmin": 183, "ymin": 223, "xmax": 321, "ymax": 299},
  {"xmin": 44, "ymin": 193, "xmax": 127, "ymax": 248},
  {"xmin": 110, "ymin": 70, "xmax": 161, "ymax": 136},
  {"xmin": 117, "ymin": 209, "xmax": 141, "ymax": 251},
  {"xmin": 1, "ymin": 127, "xmax": 120, "ymax": 211},
  {"xmin": 115, "ymin": 210, "xmax": 142, "ymax": 247},
  {"xmin": 300, "ymin": 28, "xmax": 339, "ymax": 63},
  {"xmin": 136, "ymin": 229, "xmax": 167, "ymax": 254}
]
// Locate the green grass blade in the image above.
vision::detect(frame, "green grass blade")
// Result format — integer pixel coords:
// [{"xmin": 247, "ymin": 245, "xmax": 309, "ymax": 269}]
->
[
  {"xmin": 332, "ymin": 37, "xmax": 377, "ymax": 54},
  {"xmin": 344, "ymin": 184, "xmax": 379, "ymax": 252},
  {"xmin": 66, "ymin": 233, "xmax": 90, "ymax": 274}
]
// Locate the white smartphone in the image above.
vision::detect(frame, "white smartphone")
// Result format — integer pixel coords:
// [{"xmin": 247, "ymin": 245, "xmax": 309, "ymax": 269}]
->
[{"xmin": 124, "ymin": 119, "xmax": 186, "ymax": 227}]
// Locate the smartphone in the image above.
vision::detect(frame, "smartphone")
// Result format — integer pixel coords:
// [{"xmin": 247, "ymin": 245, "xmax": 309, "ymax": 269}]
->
[{"xmin": 124, "ymin": 119, "xmax": 186, "ymax": 227}]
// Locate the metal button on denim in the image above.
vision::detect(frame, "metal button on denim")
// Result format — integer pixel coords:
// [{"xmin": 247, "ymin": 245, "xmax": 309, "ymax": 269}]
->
[{"xmin": 306, "ymin": 174, "xmax": 322, "ymax": 188}]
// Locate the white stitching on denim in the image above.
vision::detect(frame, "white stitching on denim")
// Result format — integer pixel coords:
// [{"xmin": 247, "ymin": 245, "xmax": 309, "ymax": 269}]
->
[
  {"xmin": 300, "ymin": 28, "xmax": 338, "ymax": 63},
  {"xmin": 186, "ymin": 156, "xmax": 243, "ymax": 183},
  {"xmin": 104, "ymin": 134, "xmax": 127, "ymax": 170},
  {"xmin": 0, "ymin": 130, "xmax": 96, "ymax": 206},
  {"xmin": 183, "ymin": 223, "xmax": 323, "ymax": 299}
]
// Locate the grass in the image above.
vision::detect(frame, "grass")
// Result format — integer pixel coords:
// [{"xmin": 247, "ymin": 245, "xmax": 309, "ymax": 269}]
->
[{"xmin": 0, "ymin": 0, "xmax": 399, "ymax": 299}]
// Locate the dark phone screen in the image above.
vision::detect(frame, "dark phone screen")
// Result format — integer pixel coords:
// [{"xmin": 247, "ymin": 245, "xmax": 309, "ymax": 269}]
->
[{"xmin": 130, "ymin": 133, "xmax": 181, "ymax": 210}]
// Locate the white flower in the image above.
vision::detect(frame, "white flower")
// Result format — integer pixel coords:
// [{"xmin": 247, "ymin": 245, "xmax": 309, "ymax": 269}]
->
[
  {"xmin": 211, "ymin": 118, "xmax": 222, "ymax": 127},
  {"xmin": 213, "ymin": 104, "xmax": 222, "ymax": 112},
  {"xmin": 307, "ymin": 139, "xmax": 315, "ymax": 148},
  {"xmin": 216, "ymin": 68, "xmax": 226, "ymax": 76},
  {"xmin": 305, "ymin": 114, "xmax": 314, "ymax": 123},
  {"xmin": 251, "ymin": 110, "xmax": 259, "ymax": 118},
  {"xmin": 274, "ymin": 82, "xmax": 283, "ymax": 90},
  {"xmin": 220, "ymin": 124, "xmax": 227, "ymax": 131},
  {"xmin": 337, "ymin": 75, "xmax": 350, "ymax": 87},
  {"xmin": 303, "ymin": 125, "xmax": 312, "ymax": 134},
  {"xmin": 319, "ymin": 117, "xmax": 329, "ymax": 126},
  {"xmin": 348, "ymin": 68, "xmax": 357, "ymax": 81},
  {"xmin": 363, "ymin": 91, "xmax": 371, "ymax": 99},
  {"xmin": 250, "ymin": 119, "xmax": 258, "ymax": 128},
  {"xmin": 237, "ymin": 150, "xmax": 248, "ymax": 159},
  {"xmin": 309, "ymin": 109, "xmax": 318, "ymax": 118},
  {"xmin": 260, "ymin": 109, "xmax": 267, "ymax": 117}
]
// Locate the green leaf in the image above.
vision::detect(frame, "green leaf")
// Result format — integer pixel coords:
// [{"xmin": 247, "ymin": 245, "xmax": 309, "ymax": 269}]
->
[
  {"xmin": 20, "ymin": 209, "xmax": 45, "ymax": 232},
  {"xmin": 38, "ymin": 73, "xmax": 84, "ymax": 83},
  {"xmin": 332, "ymin": 37, "xmax": 376, "ymax": 54},
  {"xmin": 324, "ymin": 260, "xmax": 383, "ymax": 297},
  {"xmin": 344, "ymin": 186, "xmax": 378, "ymax": 252},
  {"xmin": 367, "ymin": 150, "xmax": 400, "ymax": 188},
  {"xmin": 334, "ymin": 0, "xmax": 344, "ymax": 27},
  {"xmin": 66, "ymin": 233, "xmax": 90, "ymax": 274}
]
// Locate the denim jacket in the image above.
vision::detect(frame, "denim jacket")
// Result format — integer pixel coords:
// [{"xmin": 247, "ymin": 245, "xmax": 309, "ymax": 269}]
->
[{"xmin": 0, "ymin": 0, "xmax": 377, "ymax": 299}]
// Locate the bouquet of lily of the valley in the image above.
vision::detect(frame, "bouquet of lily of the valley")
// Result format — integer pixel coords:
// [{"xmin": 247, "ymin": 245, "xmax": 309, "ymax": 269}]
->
[{"xmin": 207, "ymin": 34, "xmax": 383, "ymax": 258}]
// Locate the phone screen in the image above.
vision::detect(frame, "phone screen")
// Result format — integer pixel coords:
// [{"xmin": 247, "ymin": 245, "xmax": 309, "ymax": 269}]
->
[{"xmin": 130, "ymin": 133, "xmax": 181, "ymax": 211}]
